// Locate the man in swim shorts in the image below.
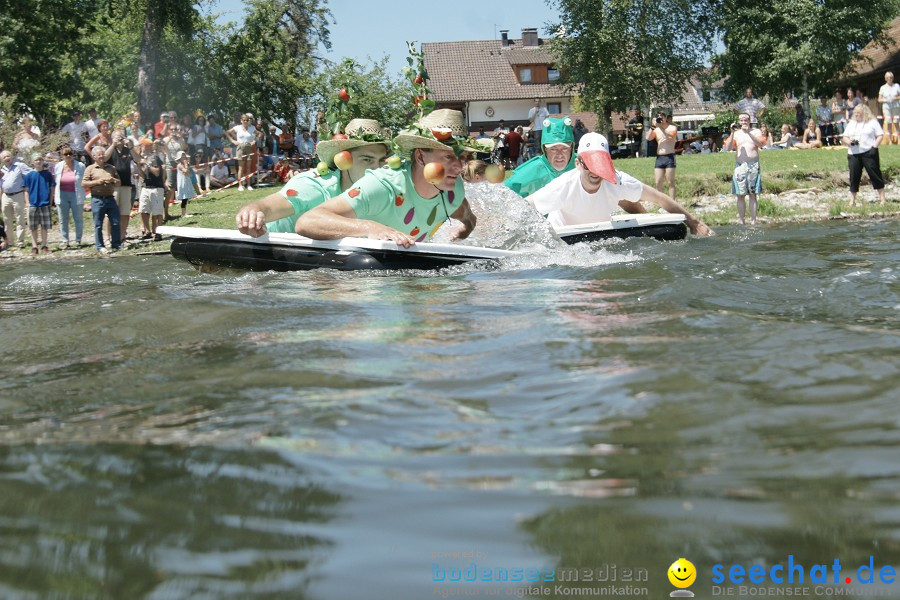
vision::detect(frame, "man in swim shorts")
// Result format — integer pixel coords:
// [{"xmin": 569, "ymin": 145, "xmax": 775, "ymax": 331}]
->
[{"xmin": 724, "ymin": 113, "xmax": 767, "ymax": 225}]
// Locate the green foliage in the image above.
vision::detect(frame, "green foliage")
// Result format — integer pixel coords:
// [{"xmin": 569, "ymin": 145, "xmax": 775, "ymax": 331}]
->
[
  {"xmin": 714, "ymin": 0, "xmax": 900, "ymax": 101},
  {"xmin": 703, "ymin": 105, "xmax": 797, "ymax": 135},
  {"xmin": 216, "ymin": 0, "xmax": 331, "ymax": 130},
  {"xmin": 0, "ymin": 0, "xmax": 101, "ymax": 122},
  {"xmin": 548, "ymin": 0, "xmax": 720, "ymax": 133},
  {"xmin": 402, "ymin": 41, "xmax": 433, "ymax": 120},
  {"xmin": 0, "ymin": 93, "xmax": 24, "ymax": 151},
  {"xmin": 306, "ymin": 56, "xmax": 414, "ymax": 137}
]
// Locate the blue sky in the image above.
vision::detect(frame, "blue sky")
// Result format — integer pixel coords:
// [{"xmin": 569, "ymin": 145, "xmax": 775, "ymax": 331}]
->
[{"xmin": 211, "ymin": 0, "xmax": 561, "ymax": 77}]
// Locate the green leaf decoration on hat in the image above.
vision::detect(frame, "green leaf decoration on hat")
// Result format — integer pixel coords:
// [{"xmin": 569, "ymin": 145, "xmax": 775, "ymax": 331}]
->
[
  {"xmin": 541, "ymin": 116, "xmax": 575, "ymax": 147},
  {"xmin": 346, "ymin": 129, "xmax": 388, "ymax": 143},
  {"xmin": 405, "ymin": 122, "xmax": 491, "ymax": 156}
]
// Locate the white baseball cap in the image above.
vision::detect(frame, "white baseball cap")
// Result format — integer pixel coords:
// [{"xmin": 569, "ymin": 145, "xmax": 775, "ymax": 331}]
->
[{"xmin": 576, "ymin": 132, "xmax": 616, "ymax": 182}]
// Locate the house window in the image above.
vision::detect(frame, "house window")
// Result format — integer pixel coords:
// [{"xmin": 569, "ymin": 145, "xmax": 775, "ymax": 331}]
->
[
  {"xmin": 547, "ymin": 102, "xmax": 561, "ymax": 114},
  {"xmin": 548, "ymin": 68, "xmax": 560, "ymax": 82},
  {"xmin": 702, "ymin": 89, "xmax": 711, "ymax": 102},
  {"xmin": 520, "ymin": 68, "xmax": 532, "ymax": 83}
]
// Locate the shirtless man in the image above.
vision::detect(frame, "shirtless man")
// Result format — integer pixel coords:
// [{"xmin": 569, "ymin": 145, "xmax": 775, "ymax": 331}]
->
[{"xmin": 724, "ymin": 113, "xmax": 767, "ymax": 225}]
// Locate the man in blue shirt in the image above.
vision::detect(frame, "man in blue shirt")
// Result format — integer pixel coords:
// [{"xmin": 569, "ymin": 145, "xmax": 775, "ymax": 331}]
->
[
  {"xmin": 1, "ymin": 150, "xmax": 33, "ymax": 248},
  {"xmin": 23, "ymin": 154, "xmax": 55, "ymax": 254}
]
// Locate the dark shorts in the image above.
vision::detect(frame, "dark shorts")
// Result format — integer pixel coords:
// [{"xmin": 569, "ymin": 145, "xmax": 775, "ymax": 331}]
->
[
  {"xmin": 28, "ymin": 205, "xmax": 52, "ymax": 230},
  {"xmin": 655, "ymin": 154, "xmax": 676, "ymax": 169}
]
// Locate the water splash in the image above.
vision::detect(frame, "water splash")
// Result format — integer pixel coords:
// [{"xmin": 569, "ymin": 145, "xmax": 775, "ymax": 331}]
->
[
  {"xmin": 432, "ymin": 182, "xmax": 563, "ymax": 250},
  {"xmin": 431, "ymin": 182, "xmax": 637, "ymax": 270}
]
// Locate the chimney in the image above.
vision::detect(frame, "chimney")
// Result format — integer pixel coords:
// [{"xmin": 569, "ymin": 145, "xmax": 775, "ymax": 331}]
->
[
  {"xmin": 522, "ymin": 27, "xmax": 539, "ymax": 47},
  {"xmin": 500, "ymin": 30, "xmax": 509, "ymax": 47}
]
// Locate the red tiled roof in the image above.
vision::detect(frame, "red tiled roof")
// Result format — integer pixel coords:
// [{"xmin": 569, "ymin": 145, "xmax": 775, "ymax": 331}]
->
[
  {"xmin": 422, "ymin": 39, "xmax": 570, "ymax": 103},
  {"xmin": 844, "ymin": 16, "xmax": 900, "ymax": 78},
  {"xmin": 504, "ymin": 47, "xmax": 556, "ymax": 65}
]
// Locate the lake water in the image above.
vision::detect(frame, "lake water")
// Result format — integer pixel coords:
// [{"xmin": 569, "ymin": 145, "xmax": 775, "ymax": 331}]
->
[{"xmin": 0, "ymin": 217, "xmax": 898, "ymax": 599}]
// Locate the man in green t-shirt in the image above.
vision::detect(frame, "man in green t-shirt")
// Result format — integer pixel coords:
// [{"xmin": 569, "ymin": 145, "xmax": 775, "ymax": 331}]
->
[
  {"xmin": 296, "ymin": 109, "xmax": 493, "ymax": 248},
  {"xmin": 235, "ymin": 119, "xmax": 390, "ymax": 236}
]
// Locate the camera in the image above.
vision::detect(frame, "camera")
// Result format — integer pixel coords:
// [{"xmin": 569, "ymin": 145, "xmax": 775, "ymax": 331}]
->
[
  {"xmin": 730, "ymin": 123, "xmax": 739, "ymax": 131},
  {"xmin": 850, "ymin": 139, "xmax": 859, "ymax": 146}
]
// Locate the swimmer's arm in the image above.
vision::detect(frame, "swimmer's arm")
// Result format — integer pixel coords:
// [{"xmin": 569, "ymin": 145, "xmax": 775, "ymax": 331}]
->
[
  {"xmin": 296, "ymin": 196, "xmax": 416, "ymax": 247},
  {"xmin": 448, "ymin": 199, "xmax": 476, "ymax": 241},
  {"xmin": 235, "ymin": 192, "xmax": 293, "ymax": 237},
  {"xmin": 639, "ymin": 184, "xmax": 713, "ymax": 237},
  {"xmin": 617, "ymin": 199, "xmax": 647, "ymax": 214}
]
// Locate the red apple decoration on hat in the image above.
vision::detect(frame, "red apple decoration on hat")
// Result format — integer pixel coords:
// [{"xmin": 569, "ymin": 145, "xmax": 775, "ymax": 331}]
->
[
  {"xmin": 423, "ymin": 162, "xmax": 445, "ymax": 184},
  {"xmin": 485, "ymin": 164, "xmax": 505, "ymax": 184},
  {"xmin": 338, "ymin": 88, "xmax": 350, "ymax": 102},
  {"xmin": 431, "ymin": 128, "xmax": 453, "ymax": 141},
  {"xmin": 333, "ymin": 150, "xmax": 353, "ymax": 171},
  {"xmin": 332, "ymin": 133, "xmax": 348, "ymax": 140}
]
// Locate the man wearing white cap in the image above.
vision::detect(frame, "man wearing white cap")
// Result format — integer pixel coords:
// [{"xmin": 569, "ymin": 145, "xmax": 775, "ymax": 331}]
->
[{"xmin": 528, "ymin": 133, "xmax": 713, "ymax": 236}]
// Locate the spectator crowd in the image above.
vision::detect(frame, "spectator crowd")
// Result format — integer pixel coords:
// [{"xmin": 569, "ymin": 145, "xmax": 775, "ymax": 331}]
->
[{"xmin": 2, "ymin": 106, "xmax": 320, "ymax": 253}]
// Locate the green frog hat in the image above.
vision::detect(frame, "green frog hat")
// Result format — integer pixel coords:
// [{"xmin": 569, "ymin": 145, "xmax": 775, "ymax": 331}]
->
[
  {"xmin": 503, "ymin": 115, "xmax": 576, "ymax": 197},
  {"xmin": 540, "ymin": 116, "xmax": 575, "ymax": 149}
]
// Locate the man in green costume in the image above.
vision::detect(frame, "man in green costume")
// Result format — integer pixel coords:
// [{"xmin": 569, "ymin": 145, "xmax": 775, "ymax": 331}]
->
[
  {"xmin": 505, "ymin": 116, "xmax": 577, "ymax": 198},
  {"xmin": 296, "ymin": 109, "xmax": 493, "ymax": 248},
  {"xmin": 235, "ymin": 119, "xmax": 390, "ymax": 236}
]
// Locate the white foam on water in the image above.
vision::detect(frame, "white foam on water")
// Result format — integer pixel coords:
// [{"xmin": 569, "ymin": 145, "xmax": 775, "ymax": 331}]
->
[{"xmin": 430, "ymin": 181, "xmax": 639, "ymax": 271}]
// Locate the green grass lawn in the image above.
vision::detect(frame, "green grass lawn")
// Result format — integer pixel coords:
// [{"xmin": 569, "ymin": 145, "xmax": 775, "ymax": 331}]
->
[{"xmin": 612, "ymin": 144, "xmax": 900, "ymax": 198}]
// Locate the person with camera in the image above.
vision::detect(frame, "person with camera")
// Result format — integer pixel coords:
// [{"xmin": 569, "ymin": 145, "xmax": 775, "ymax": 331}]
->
[
  {"xmin": 645, "ymin": 111, "xmax": 678, "ymax": 200},
  {"xmin": 724, "ymin": 113, "xmax": 767, "ymax": 225},
  {"xmin": 842, "ymin": 104, "xmax": 886, "ymax": 207},
  {"xmin": 104, "ymin": 134, "xmax": 140, "ymax": 243}
]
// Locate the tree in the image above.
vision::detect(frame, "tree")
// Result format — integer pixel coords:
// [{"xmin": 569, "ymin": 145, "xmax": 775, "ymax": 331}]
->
[
  {"xmin": 547, "ymin": 0, "xmax": 720, "ymax": 134},
  {"xmin": 217, "ymin": 0, "xmax": 332, "ymax": 131},
  {"xmin": 308, "ymin": 57, "xmax": 413, "ymax": 137},
  {"xmin": 715, "ymin": 0, "xmax": 900, "ymax": 115},
  {"xmin": 0, "ymin": 0, "xmax": 101, "ymax": 122},
  {"xmin": 131, "ymin": 0, "xmax": 203, "ymax": 122}
]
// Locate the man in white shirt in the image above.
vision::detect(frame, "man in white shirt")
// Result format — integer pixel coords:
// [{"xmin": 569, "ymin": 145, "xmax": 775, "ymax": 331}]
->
[
  {"xmin": 85, "ymin": 108, "xmax": 100, "ymax": 139},
  {"xmin": 878, "ymin": 71, "xmax": 900, "ymax": 145},
  {"xmin": 527, "ymin": 133, "xmax": 712, "ymax": 236},
  {"xmin": 527, "ymin": 99, "xmax": 550, "ymax": 149},
  {"xmin": 62, "ymin": 110, "xmax": 89, "ymax": 161}
]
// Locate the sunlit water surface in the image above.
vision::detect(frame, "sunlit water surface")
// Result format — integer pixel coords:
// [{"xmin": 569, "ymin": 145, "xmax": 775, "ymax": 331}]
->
[{"xmin": 0, "ymin": 214, "xmax": 898, "ymax": 599}]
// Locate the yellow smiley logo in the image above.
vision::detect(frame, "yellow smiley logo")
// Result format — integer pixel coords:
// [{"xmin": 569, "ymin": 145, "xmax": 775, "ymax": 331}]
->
[{"xmin": 668, "ymin": 558, "xmax": 697, "ymax": 588}]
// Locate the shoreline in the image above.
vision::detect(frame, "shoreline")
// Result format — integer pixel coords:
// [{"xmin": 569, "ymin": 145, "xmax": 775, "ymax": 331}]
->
[{"xmin": 1, "ymin": 176, "xmax": 898, "ymax": 264}]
